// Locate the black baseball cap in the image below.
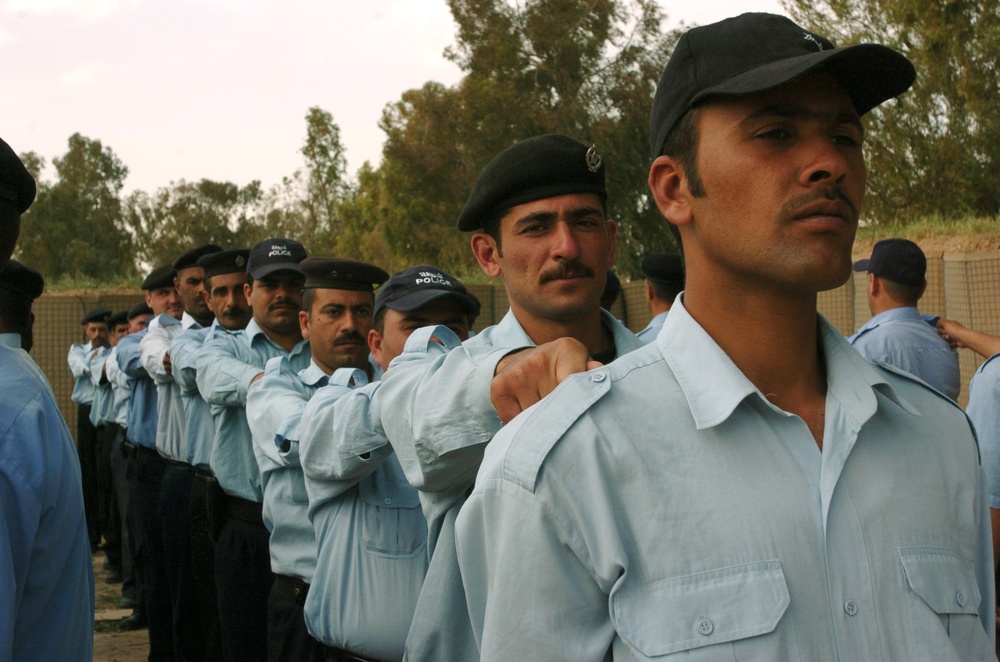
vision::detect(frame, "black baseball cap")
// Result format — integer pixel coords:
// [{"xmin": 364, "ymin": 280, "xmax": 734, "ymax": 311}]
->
[
  {"xmin": 246, "ymin": 238, "xmax": 307, "ymax": 280},
  {"xmin": 457, "ymin": 134, "xmax": 607, "ymax": 232},
  {"xmin": 853, "ymin": 238, "xmax": 926, "ymax": 286},
  {"xmin": 641, "ymin": 253, "xmax": 685, "ymax": 284},
  {"xmin": 374, "ymin": 265, "xmax": 481, "ymax": 319},
  {"xmin": 649, "ymin": 12, "xmax": 916, "ymax": 157}
]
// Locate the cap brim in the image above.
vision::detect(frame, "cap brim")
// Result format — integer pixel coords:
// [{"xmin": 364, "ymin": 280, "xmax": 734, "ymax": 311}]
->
[
  {"xmin": 249, "ymin": 262, "xmax": 306, "ymax": 280},
  {"xmin": 381, "ymin": 290, "xmax": 480, "ymax": 315},
  {"xmin": 694, "ymin": 43, "xmax": 916, "ymax": 117},
  {"xmin": 852, "ymin": 258, "xmax": 870, "ymax": 272}
]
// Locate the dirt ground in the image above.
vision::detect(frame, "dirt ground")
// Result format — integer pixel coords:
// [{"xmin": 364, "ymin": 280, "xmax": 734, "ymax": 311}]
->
[
  {"xmin": 92, "ymin": 550, "xmax": 148, "ymax": 662},
  {"xmin": 853, "ymin": 231, "xmax": 1000, "ymax": 256}
]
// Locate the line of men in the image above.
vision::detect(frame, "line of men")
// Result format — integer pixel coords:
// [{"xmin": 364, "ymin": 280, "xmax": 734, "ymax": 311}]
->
[{"xmin": 4, "ymin": 10, "xmax": 998, "ymax": 662}]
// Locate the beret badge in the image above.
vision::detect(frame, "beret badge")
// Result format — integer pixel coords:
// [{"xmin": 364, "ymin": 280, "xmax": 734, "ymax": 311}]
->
[{"xmin": 585, "ymin": 145, "xmax": 602, "ymax": 173}]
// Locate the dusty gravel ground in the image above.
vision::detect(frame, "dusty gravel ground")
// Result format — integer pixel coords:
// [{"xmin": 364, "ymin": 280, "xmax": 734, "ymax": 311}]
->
[{"xmin": 92, "ymin": 550, "xmax": 148, "ymax": 662}]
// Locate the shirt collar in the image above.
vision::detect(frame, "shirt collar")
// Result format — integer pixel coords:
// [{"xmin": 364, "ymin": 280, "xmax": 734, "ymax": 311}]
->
[
  {"xmin": 658, "ymin": 299, "xmax": 916, "ymax": 432},
  {"xmin": 0, "ymin": 332, "xmax": 20, "ymax": 349},
  {"xmin": 498, "ymin": 308, "xmax": 642, "ymax": 355},
  {"xmin": 181, "ymin": 311, "xmax": 201, "ymax": 331},
  {"xmin": 299, "ymin": 360, "xmax": 331, "ymax": 387}
]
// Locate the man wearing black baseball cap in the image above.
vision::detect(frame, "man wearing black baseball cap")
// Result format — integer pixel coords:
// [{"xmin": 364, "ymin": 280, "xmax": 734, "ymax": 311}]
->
[
  {"xmin": 298, "ymin": 264, "xmax": 477, "ymax": 660},
  {"xmin": 196, "ymin": 237, "xmax": 310, "ymax": 662},
  {"xmin": 379, "ymin": 135, "xmax": 642, "ymax": 660},
  {"xmin": 456, "ymin": 13, "xmax": 994, "ymax": 659},
  {"xmin": 848, "ymin": 238, "xmax": 959, "ymax": 398},
  {"xmin": 635, "ymin": 252, "xmax": 684, "ymax": 344}
]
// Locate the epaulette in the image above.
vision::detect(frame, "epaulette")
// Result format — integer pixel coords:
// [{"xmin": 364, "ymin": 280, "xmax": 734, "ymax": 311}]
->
[{"xmin": 870, "ymin": 359, "xmax": 965, "ymax": 415}]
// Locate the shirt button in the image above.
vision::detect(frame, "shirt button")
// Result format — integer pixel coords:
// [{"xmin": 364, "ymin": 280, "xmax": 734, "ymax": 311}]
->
[
  {"xmin": 384, "ymin": 498, "xmax": 392, "ymax": 505},
  {"xmin": 844, "ymin": 600, "xmax": 858, "ymax": 616},
  {"xmin": 697, "ymin": 618, "xmax": 714, "ymax": 635},
  {"xmin": 591, "ymin": 372, "xmax": 607, "ymax": 383},
  {"xmin": 956, "ymin": 591, "xmax": 967, "ymax": 607}
]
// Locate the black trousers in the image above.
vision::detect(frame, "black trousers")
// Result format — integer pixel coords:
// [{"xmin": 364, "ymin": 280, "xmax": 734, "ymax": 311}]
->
[
  {"xmin": 190, "ymin": 475, "xmax": 222, "ymax": 660},
  {"xmin": 95, "ymin": 423, "xmax": 121, "ymax": 569},
  {"xmin": 160, "ymin": 464, "xmax": 206, "ymax": 661},
  {"xmin": 132, "ymin": 446, "xmax": 172, "ymax": 662},
  {"xmin": 267, "ymin": 576, "xmax": 325, "ymax": 662},
  {"xmin": 76, "ymin": 404, "xmax": 100, "ymax": 547},
  {"xmin": 117, "ymin": 433, "xmax": 143, "ymax": 608},
  {"xmin": 215, "ymin": 509, "xmax": 273, "ymax": 662}
]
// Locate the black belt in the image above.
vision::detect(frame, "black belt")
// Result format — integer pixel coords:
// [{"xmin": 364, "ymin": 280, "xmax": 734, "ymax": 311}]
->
[
  {"xmin": 121, "ymin": 439, "xmax": 136, "ymax": 455},
  {"xmin": 194, "ymin": 465, "xmax": 215, "ymax": 480},
  {"xmin": 272, "ymin": 574, "xmax": 310, "ymax": 607},
  {"xmin": 223, "ymin": 494, "xmax": 264, "ymax": 526},
  {"xmin": 324, "ymin": 646, "xmax": 389, "ymax": 662},
  {"xmin": 164, "ymin": 458, "xmax": 193, "ymax": 472},
  {"xmin": 134, "ymin": 444, "xmax": 160, "ymax": 458}
]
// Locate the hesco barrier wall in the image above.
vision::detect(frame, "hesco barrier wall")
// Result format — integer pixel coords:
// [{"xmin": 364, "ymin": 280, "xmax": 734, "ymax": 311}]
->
[{"xmin": 31, "ymin": 251, "xmax": 1000, "ymax": 445}]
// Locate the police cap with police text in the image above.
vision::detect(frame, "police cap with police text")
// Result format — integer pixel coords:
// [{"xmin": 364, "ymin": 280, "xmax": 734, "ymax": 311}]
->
[
  {"xmin": 247, "ymin": 238, "xmax": 307, "ymax": 280},
  {"xmin": 300, "ymin": 257, "xmax": 389, "ymax": 292},
  {"xmin": 457, "ymin": 134, "xmax": 607, "ymax": 232},
  {"xmin": 199, "ymin": 248, "xmax": 251, "ymax": 280},
  {"xmin": 0, "ymin": 259, "xmax": 44, "ymax": 300},
  {"xmin": 374, "ymin": 265, "xmax": 480, "ymax": 319},
  {"xmin": 649, "ymin": 12, "xmax": 916, "ymax": 157},
  {"xmin": 141, "ymin": 265, "xmax": 177, "ymax": 291},
  {"xmin": 173, "ymin": 244, "xmax": 222, "ymax": 271}
]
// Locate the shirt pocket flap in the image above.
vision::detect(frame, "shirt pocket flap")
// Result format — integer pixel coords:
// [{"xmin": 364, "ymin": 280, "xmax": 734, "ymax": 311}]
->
[
  {"xmin": 900, "ymin": 548, "xmax": 980, "ymax": 615},
  {"xmin": 613, "ymin": 560, "xmax": 790, "ymax": 656},
  {"xmin": 358, "ymin": 468, "xmax": 421, "ymax": 510}
]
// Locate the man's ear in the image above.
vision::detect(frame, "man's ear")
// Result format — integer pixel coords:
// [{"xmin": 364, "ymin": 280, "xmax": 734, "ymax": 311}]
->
[
  {"xmin": 648, "ymin": 156, "xmax": 694, "ymax": 230},
  {"xmin": 244, "ymin": 282, "xmax": 253, "ymax": 307},
  {"xmin": 471, "ymin": 233, "xmax": 502, "ymax": 279},
  {"xmin": 299, "ymin": 310, "xmax": 310, "ymax": 340},
  {"xmin": 867, "ymin": 273, "xmax": 879, "ymax": 297},
  {"xmin": 368, "ymin": 328, "xmax": 385, "ymax": 370}
]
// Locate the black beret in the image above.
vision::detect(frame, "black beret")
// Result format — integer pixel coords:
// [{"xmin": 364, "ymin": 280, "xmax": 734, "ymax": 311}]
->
[
  {"xmin": 81, "ymin": 307, "xmax": 112, "ymax": 325},
  {"xmin": 127, "ymin": 302, "xmax": 154, "ymax": 321},
  {"xmin": 107, "ymin": 310, "xmax": 129, "ymax": 327},
  {"xmin": 641, "ymin": 253, "xmax": 685, "ymax": 284},
  {"xmin": 173, "ymin": 244, "xmax": 222, "ymax": 271},
  {"xmin": 300, "ymin": 257, "xmax": 389, "ymax": 292},
  {"xmin": 141, "ymin": 265, "xmax": 177, "ymax": 291},
  {"xmin": 0, "ymin": 259, "xmax": 43, "ymax": 300},
  {"xmin": 0, "ymin": 138, "xmax": 36, "ymax": 215},
  {"xmin": 457, "ymin": 134, "xmax": 607, "ymax": 232},
  {"xmin": 374, "ymin": 265, "xmax": 480, "ymax": 319},
  {"xmin": 199, "ymin": 248, "xmax": 250, "ymax": 280}
]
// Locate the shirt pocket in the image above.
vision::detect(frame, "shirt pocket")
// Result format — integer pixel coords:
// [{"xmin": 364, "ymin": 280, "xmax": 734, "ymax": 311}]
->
[
  {"xmin": 358, "ymin": 468, "xmax": 426, "ymax": 559},
  {"xmin": 612, "ymin": 560, "xmax": 792, "ymax": 660},
  {"xmin": 899, "ymin": 547, "xmax": 992, "ymax": 660}
]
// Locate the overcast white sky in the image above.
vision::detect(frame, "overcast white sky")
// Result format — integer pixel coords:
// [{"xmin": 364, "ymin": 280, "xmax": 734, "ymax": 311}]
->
[{"xmin": 1, "ymin": 0, "xmax": 784, "ymax": 194}]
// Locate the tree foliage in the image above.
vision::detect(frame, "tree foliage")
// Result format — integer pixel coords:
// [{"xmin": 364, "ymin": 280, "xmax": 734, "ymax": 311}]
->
[
  {"xmin": 15, "ymin": 133, "xmax": 136, "ymax": 280},
  {"xmin": 354, "ymin": 0, "xmax": 680, "ymax": 279},
  {"xmin": 783, "ymin": 0, "xmax": 1000, "ymax": 221}
]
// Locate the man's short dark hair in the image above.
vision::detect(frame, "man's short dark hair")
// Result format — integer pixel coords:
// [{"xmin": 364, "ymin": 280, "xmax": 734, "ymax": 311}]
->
[
  {"xmin": 880, "ymin": 277, "xmax": 923, "ymax": 306},
  {"xmin": 659, "ymin": 107, "xmax": 705, "ymax": 250},
  {"xmin": 650, "ymin": 278, "xmax": 684, "ymax": 302}
]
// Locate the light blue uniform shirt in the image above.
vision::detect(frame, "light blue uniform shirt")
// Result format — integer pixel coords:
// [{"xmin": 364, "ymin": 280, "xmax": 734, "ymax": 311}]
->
[
  {"xmin": 141, "ymin": 313, "xmax": 200, "ymax": 462},
  {"xmin": 118, "ymin": 330, "xmax": 159, "ymax": 449},
  {"xmin": 67, "ymin": 340, "xmax": 97, "ymax": 405},
  {"xmin": 848, "ymin": 306, "xmax": 960, "ymax": 399},
  {"xmin": 299, "ymin": 368, "xmax": 428, "ymax": 660},
  {"xmin": 378, "ymin": 309, "xmax": 642, "ymax": 661},
  {"xmin": 968, "ymin": 354, "xmax": 1000, "ymax": 511},
  {"xmin": 104, "ymin": 345, "xmax": 131, "ymax": 428},
  {"xmin": 88, "ymin": 347, "xmax": 116, "ymax": 427},
  {"xmin": 172, "ymin": 323, "xmax": 216, "ymax": 469},
  {"xmin": 0, "ymin": 344, "xmax": 95, "ymax": 661},
  {"xmin": 457, "ymin": 301, "xmax": 995, "ymax": 660},
  {"xmin": 196, "ymin": 319, "xmax": 310, "ymax": 502},
  {"xmin": 636, "ymin": 310, "xmax": 668, "ymax": 345},
  {"xmin": 246, "ymin": 356, "xmax": 326, "ymax": 582}
]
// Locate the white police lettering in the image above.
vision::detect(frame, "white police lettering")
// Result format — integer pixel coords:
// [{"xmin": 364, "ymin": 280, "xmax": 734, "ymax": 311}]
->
[
  {"xmin": 803, "ymin": 32, "xmax": 824, "ymax": 51},
  {"xmin": 268, "ymin": 245, "xmax": 293, "ymax": 258},
  {"xmin": 414, "ymin": 271, "xmax": 451, "ymax": 287}
]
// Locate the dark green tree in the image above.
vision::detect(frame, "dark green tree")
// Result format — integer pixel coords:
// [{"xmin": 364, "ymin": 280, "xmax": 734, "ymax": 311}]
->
[
  {"xmin": 357, "ymin": 0, "xmax": 679, "ymax": 279},
  {"xmin": 16, "ymin": 134, "xmax": 136, "ymax": 280},
  {"xmin": 126, "ymin": 179, "xmax": 264, "ymax": 268},
  {"xmin": 783, "ymin": 0, "xmax": 1000, "ymax": 221}
]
